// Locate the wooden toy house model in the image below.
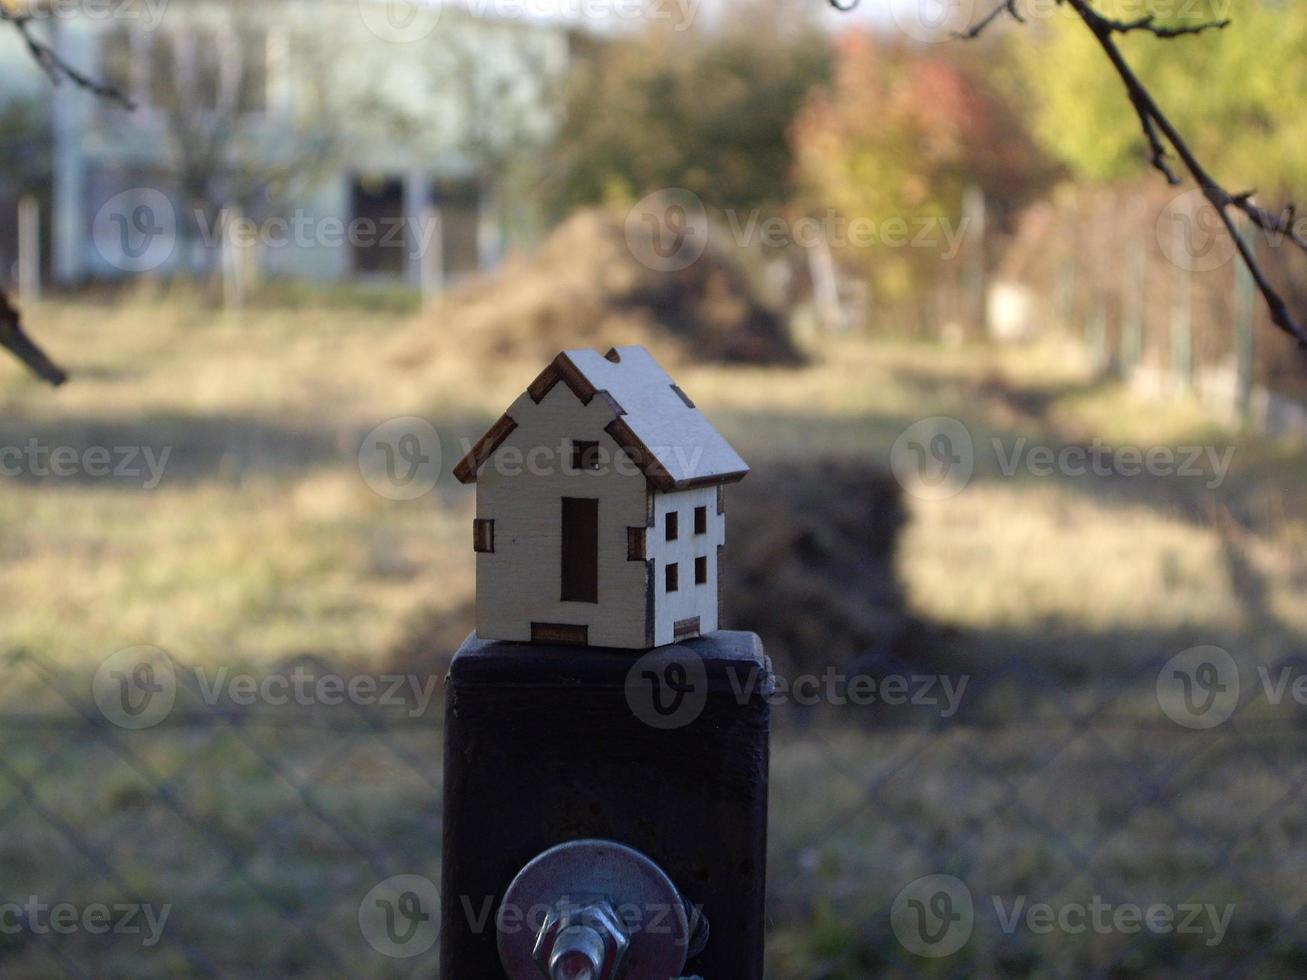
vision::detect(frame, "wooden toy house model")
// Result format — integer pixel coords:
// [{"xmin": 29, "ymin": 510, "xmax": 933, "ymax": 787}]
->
[{"xmin": 454, "ymin": 346, "xmax": 749, "ymax": 650}]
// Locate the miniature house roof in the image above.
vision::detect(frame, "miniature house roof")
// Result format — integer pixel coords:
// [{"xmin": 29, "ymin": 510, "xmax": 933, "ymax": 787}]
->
[{"xmin": 454, "ymin": 346, "xmax": 749, "ymax": 492}]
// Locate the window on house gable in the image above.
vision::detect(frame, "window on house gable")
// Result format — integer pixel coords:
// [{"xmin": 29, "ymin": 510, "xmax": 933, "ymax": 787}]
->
[
  {"xmin": 694, "ymin": 505, "xmax": 707, "ymax": 535},
  {"xmin": 695, "ymin": 556, "xmax": 707, "ymax": 585},
  {"xmin": 665, "ymin": 562, "xmax": 679, "ymax": 592},
  {"xmin": 665, "ymin": 511, "xmax": 678, "ymax": 542},
  {"xmin": 571, "ymin": 440, "xmax": 601, "ymax": 473}
]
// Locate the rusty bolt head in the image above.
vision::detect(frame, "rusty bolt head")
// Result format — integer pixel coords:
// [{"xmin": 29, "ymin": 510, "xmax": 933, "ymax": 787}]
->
[{"xmin": 532, "ymin": 900, "xmax": 630, "ymax": 980}]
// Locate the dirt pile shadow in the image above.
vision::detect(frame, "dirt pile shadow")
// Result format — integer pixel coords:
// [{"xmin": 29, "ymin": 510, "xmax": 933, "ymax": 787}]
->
[
  {"xmin": 724, "ymin": 457, "xmax": 944, "ymax": 685},
  {"xmin": 390, "ymin": 458, "xmax": 941, "ymax": 694}
]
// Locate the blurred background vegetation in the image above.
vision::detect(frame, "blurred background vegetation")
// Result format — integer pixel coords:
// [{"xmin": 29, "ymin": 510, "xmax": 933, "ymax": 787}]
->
[{"xmin": 3, "ymin": 0, "xmax": 1307, "ymax": 976}]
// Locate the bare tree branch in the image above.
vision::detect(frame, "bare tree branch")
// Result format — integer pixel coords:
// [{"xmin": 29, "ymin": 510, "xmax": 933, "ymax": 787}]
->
[
  {"xmin": 0, "ymin": 292, "xmax": 67, "ymax": 386},
  {"xmin": 1, "ymin": 8, "xmax": 135, "ymax": 386},
  {"xmin": 0, "ymin": 8, "xmax": 134, "ymax": 108},
  {"xmin": 946, "ymin": 0, "xmax": 1307, "ymax": 350},
  {"xmin": 1058, "ymin": 0, "xmax": 1307, "ymax": 349}
]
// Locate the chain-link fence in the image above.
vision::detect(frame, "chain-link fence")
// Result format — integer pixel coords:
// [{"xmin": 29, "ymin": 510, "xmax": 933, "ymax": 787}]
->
[
  {"xmin": 997, "ymin": 182, "xmax": 1307, "ymax": 441},
  {"xmin": 4, "ymin": 635, "xmax": 1306, "ymax": 978}
]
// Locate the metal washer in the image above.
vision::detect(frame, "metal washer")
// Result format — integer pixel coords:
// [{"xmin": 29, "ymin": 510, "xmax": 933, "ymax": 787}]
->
[{"xmin": 497, "ymin": 839, "xmax": 691, "ymax": 979}]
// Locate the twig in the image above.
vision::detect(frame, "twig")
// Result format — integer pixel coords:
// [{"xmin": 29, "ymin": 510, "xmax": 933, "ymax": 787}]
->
[{"xmin": 954, "ymin": 0, "xmax": 1024, "ymax": 40}]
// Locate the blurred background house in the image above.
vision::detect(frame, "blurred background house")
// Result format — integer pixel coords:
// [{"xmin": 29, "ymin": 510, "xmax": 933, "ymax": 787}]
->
[{"xmin": 0, "ymin": 0, "xmax": 572, "ymax": 287}]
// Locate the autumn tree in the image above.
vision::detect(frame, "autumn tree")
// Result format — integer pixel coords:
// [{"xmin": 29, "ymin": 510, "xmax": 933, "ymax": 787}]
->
[{"xmin": 792, "ymin": 30, "xmax": 1052, "ymax": 307}]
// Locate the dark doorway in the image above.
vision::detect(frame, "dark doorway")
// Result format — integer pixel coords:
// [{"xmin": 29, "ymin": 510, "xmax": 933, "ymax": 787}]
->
[
  {"xmin": 561, "ymin": 497, "xmax": 599, "ymax": 603},
  {"xmin": 350, "ymin": 176, "xmax": 406, "ymax": 276}
]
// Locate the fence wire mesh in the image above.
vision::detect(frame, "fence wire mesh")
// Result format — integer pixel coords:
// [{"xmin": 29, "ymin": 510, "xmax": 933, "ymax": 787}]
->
[{"xmin": 2, "ymin": 637, "xmax": 1304, "ymax": 979}]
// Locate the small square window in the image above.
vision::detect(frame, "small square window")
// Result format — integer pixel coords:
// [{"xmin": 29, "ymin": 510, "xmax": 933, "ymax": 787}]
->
[
  {"xmin": 694, "ymin": 506, "xmax": 707, "ymax": 535},
  {"xmin": 571, "ymin": 440, "xmax": 601, "ymax": 473},
  {"xmin": 665, "ymin": 511, "xmax": 678, "ymax": 542},
  {"xmin": 665, "ymin": 562, "xmax": 679, "ymax": 592},
  {"xmin": 695, "ymin": 556, "xmax": 707, "ymax": 584}
]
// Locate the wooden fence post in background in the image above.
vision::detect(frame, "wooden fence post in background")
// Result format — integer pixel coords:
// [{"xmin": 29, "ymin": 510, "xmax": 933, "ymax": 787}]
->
[
  {"xmin": 1234, "ymin": 216, "xmax": 1256, "ymax": 424},
  {"xmin": 1122, "ymin": 239, "xmax": 1145, "ymax": 377},
  {"xmin": 420, "ymin": 204, "xmax": 443, "ymax": 306},
  {"xmin": 962, "ymin": 186, "xmax": 987, "ymax": 335},
  {"xmin": 219, "ymin": 207, "xmax": 246, "ymax": 312},
  {"xmin": 17, "ymin": 196, "xmax": 40, "ymax": 305},
  {"xmin": 1057, "ymin": 259, "xmax": 1075, "ymax": 333},
  {"xmin": 1169, "ymin": 219, "xmax": 1193, "ymax": 394},
  {"xmin": 1087, "ymin": 304, "xmax": 1107, "ymax": 372}
]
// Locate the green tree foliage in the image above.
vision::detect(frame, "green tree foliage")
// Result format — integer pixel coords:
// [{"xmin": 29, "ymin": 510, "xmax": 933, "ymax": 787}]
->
[
  {"xmin": 1009, "ymin": 0, "xmax": 1307, "ymax": 189},
  {"xmin": 792, "ymin": 31, "xmax": 1052, "ymax": 300},
  {"xmin": 544, "ymin": 13, "xmax": 831, "ymax": 216}
]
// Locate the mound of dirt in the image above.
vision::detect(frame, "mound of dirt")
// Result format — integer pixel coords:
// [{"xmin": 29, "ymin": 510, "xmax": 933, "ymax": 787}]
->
[{"xmin": 426, "ymin": 209, "xmax": 802, "ymax": 367}]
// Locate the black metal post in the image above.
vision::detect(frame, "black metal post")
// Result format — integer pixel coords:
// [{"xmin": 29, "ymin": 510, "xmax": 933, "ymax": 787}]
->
[{"xmin": 441, "ymin": 630, "xmax": 772, "ymax": 979}]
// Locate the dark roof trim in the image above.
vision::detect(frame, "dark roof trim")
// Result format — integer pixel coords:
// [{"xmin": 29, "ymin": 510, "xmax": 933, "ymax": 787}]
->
[
  {"xmin": 453, "ymin": 413, "xmax": 518, "ymax": 484},
  {"xmin": 527, "ymin": 352, "xmax": 596, "ymax": 405}
]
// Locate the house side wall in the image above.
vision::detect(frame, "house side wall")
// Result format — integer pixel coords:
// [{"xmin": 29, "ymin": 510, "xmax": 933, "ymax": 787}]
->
[
  {"xmin": 475, "ymin": 382, "xmax": 650, "ymax": 649},
  {"xmin": 647, "ymin": 485, "xmax": 724, "ymax": 647}
]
